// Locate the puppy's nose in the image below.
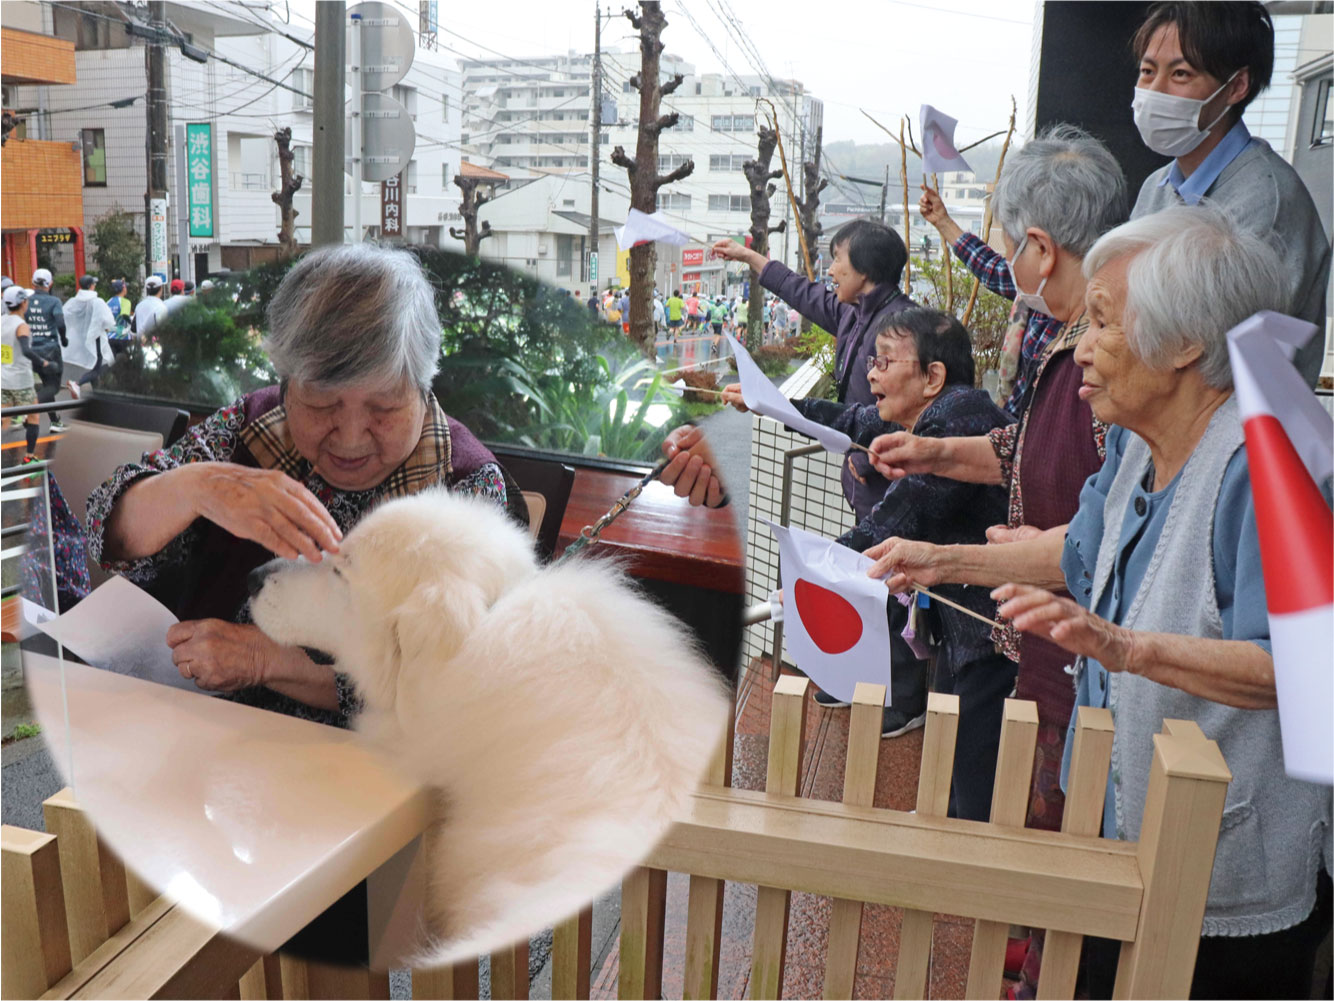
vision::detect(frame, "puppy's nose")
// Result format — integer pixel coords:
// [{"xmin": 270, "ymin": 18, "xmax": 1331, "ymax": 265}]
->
[{"xmin": 247, "ymin": 562, "xmax": 278, "ymax": 598}]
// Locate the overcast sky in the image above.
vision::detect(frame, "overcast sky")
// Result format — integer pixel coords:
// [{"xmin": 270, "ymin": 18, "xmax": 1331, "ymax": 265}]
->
[{"xmin": 293, "ymin": 0, "xmax": 1036, "ymax": 146}]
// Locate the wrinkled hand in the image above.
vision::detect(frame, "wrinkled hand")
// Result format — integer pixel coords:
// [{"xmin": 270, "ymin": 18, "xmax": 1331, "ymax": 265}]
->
[
  {"xmin": 985, "ymin": 524, "xmax": 1043, "ymax": 545},
  {"xmin": 867, "ymin": 431, "xmax": 941, "ymax": 480},
  {"xmin": 660, "ymin": 424, "xmax": 726, "ymax": 508},
  {"xmin": 992, "ymin": 583, "xmax": 1135, "ymax": 673},
  {"xmin": 864, "ymin": 536, "xmax": 948, "ymax": 593},
  {"xmin": 720, "ymin": 382, "xmax": 749, "ymax": 413},
  {"xmin": 846, "ymin": 452, "xmax": 867, "ymax": 485},
  {"xmin": 193, "ymin": 463, "xmax": 341, "ymax": 562},
  {"xmin": 919, "ymin": 184, "xmax": 950, "ymax": 229},
  {"xmin": 166, "ymin": 619, "xmax": 277, "ymax": 691}
]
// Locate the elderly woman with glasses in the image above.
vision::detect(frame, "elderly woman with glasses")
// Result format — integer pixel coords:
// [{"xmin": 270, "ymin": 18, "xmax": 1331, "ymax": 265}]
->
[
  {"xmin": 87, "ymin": 244, "xmax": 509, "ymax": 727},
  {"xmin": 729, "ymin": 307, "xmax": 1016, "ymax": 784}
]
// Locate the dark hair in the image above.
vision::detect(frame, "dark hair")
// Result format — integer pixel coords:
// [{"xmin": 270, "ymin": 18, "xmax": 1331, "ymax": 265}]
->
[
  {"xmin": 673, "ymin": 288, "xmax": 680, "ymax": 296},
  {"xmin": 872, "ymin": 307, "xmax": 975, "ymax": 386},
  {"xmin": 829, "ymin": 219, "xmax": 907, "ymax": 288},
  {"xmin": 1132, "ymin": 2, "xmax": 1274, "ymax": 116}
]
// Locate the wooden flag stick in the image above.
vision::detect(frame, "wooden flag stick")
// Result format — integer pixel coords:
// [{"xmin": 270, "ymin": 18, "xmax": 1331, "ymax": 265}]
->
[
  {"xmin": 962, "ymin": 96, "xmax": 1017, "ymax": 329},
  {"xmin": 910, "ymin": 584, "xmax": 998, "ymax": 628}
]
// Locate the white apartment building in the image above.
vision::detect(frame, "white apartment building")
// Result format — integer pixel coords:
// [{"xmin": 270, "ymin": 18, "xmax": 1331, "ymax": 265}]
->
[
  {"xmin": 460, "ymin": 49, "xmax": 823, "ymax": 283},
  {"xmin": 3, "ymin": 0, "xmax": 465, "ymax": 279}
]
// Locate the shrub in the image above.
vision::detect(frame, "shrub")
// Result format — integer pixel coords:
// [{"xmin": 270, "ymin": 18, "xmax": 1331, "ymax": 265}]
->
[
  {"xmin": 911, "ymin": 254, "xmax": 1011, "ymax": 386},
  {"xmin": 89, "ymin": 209, "xmax": 144, "ymax": 286}
]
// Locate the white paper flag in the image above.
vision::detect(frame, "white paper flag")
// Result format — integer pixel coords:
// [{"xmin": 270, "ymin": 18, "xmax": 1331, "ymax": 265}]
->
[
  {"xmin": 37, "ymin": 576, "xmax": 211, "ymax": 694},
  {"xmin": 919, "ymin": 104, "xmax": 972, "ymax": 176},
  {"xmin": 614, "ymin": 208, "xmax": 692, "ymax": 249},
  {"xmin": 726, "ymin": 334, "xmax": 852, "ymax": 454},
  {"xmin": 766, "ymin": 521, "xmax": 892, "ymax": 706}
]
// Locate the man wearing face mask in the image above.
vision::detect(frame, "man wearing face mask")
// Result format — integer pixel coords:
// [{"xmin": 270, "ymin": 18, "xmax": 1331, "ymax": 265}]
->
[{"xmin": 1130, "ymin": 1, "xmax": 1330, "ymax": 387}]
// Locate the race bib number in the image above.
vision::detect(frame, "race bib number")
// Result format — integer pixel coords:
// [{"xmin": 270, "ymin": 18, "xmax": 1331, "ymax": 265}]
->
[{"xmin": 1, "ymin": 344, "xmax": 12, "ymax": 365}]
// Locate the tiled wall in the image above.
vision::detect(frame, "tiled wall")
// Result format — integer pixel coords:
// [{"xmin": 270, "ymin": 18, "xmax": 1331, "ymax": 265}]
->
[
  {"xmin": 742, "ymin": 362, "xmax": 856, "ymax": 669},
  {"xmin": 0, "ymin": 140, "xmax": 83, "ymax": 230}
]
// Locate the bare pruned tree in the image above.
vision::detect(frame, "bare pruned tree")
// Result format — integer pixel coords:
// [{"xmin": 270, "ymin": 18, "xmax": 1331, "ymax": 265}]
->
[
  {"xmin": 449, "ymin": 174, "xmax": 495, "ymax": 256},
  {"xmin": 794, "ymin": 124, "xmax": 827, "ymax": 332},
  {"xmin": 271, "ymin": 127, "xmax": 303, "ymax": 259},
  {"xmin": 743, "ymin": 126, "xmax": 785, "ymax": 352},
  {"xmin": 609, "ymin": 0, "xmax": 693, "ymax": 358}
]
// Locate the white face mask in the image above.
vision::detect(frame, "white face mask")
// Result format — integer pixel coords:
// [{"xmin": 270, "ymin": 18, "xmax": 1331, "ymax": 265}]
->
[
  {"xmin": 1131, "ymin": 71, "xmax": 1238, "ymax": 158},
  {"xmin": 1008, "ymin": 235, "xmax": 1050, "ymax": 317}
]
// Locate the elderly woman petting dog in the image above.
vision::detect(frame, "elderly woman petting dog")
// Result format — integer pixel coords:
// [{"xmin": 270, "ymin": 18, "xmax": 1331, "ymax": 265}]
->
[
  {"xmin": 86, "ymin": 244, "xmax": 507, "ymax": 726},
  {"xmin": 867, "ymin": 205, "xmax": 1333, "ymax": 999}
]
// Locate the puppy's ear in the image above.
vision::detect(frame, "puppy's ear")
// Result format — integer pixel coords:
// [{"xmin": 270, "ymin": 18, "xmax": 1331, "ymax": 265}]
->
[{"xmin": 392, "ymin": 579, "xmax": 486, "ymax": 668}]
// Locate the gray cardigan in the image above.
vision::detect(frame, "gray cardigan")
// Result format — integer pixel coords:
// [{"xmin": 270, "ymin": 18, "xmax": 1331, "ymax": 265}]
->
[
  {"xmin": 1132, "ymin": 140, "xmax": 1331, "ymax": 388},
  {"xmin": 1085, "ymin": 397, "xmax": 1332, "ymax": 936}
]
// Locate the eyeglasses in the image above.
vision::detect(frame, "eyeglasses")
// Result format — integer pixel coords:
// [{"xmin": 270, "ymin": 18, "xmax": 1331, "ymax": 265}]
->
[{"xmin": 866, "ymin": 354, "xmax": 919, "ymax": 372}]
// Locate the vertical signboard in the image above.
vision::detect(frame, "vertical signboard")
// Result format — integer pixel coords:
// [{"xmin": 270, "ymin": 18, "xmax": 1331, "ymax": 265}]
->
[
  {"xmin": 185, "ymin": 123, "xmax": 214, "ymax": 238},
  {"xmin": 380, "ymin": 171, "xmax": 403, "ymax": 240},
  {"xmin": 149, "ymin": 197, "xmax": 169, "ymax": 280}
]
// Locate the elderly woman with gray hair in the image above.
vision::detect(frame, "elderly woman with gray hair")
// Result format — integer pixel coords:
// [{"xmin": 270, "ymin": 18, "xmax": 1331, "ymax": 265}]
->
[
  {"xmin": 87, "ymin": 244, "xmax": 507, "ymax": 727},
  {"xmin": 896, "ymin": 206, "xmax": 1332, "ymax": 998},
  {"xmin": 867, "ymin": 125, "xmax": 1128, "ymax": 839}
]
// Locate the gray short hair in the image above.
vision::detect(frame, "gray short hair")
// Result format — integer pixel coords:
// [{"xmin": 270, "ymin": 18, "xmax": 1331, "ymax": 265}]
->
[
  {"xmin": 264, "ymin": 243, "xmax": 441, "ymax": 391},
  {"xmin": 993, "ymin": 125, "xmax": 1129, "ymax": 258},
  {"xmin": 1082, "ymin": 204, "xmax": 1288, "ymax": 390}
]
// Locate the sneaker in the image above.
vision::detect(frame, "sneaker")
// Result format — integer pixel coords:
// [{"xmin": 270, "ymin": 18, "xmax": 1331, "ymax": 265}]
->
[
  {"xmin": 21, "ymin": 453, "xmax": 41, "ymax": 466},
  {"xmin": 66, "ymin": 380, "xmax": 82, "ymax": 400},
  {"xmin": 881, "ymin": 708, "xmax": 927, "ymax": 738},
  {"xmin": 48, "ymin": 420, "xmax": 68, "ymax": 433},
  {"xmin": 9, "ymin": 417, "xmax": 24, "ymax": 429},
  {"xmin": 813, "ymin": 689, "xmax": 850, "ymax": 708}
]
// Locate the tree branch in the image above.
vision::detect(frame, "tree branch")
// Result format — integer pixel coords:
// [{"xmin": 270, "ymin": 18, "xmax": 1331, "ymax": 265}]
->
[
  {"xmin": 653, "ymin": 160, "xmax": 695, "ymax": 189},
  {"xmin": 647, "ymin": 111, "xmax": 678, "ymax": 134},
  {"xmin": 610, "ymin": 145, "xmax": 637, "ymax": 175},
  {"xmin": 629, "ymin": 73, "xmax": 641, "ymax": 91},
  {"xmin": 769, "ymin": 220, "xmax": 787, "ymax": 234},
  {"xmin": 478, "ymin": 221, "xmax": 494, "ymax": 241},
  {"xmin": 624, "ymin": 8, "xmax": 642, "ymax": 30},
  {"xmin": 661, "ymin": 72, "xmax": 684, "ymax": 96},
  {"xmin": 448, "ymin": 226, "xmax": 464, "ymax": 240}
]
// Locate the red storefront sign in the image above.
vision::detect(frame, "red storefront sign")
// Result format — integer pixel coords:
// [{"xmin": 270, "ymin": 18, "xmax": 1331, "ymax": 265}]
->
[
  {"xmin": 682, "ymin": 271, "xmax": 701, "ymax": 282},
  {"xmin": 682, "ymin": 248, "xmax": 704, "ymax": 267}
]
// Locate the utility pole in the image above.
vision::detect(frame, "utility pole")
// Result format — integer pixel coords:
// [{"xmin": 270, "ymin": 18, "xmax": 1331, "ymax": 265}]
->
[
  {"xmin": 144, "ymin": 0, "xmax": 169, "ymax": 278},
  {"xmin": 589, "ymin": 4, "xmax": 602, "ymax": 297},
  {"xmin": 312, "ymin": 1, "xmax": 346, "ymax": 247},
  {"xmin": 879, "ymin": 163, "xmax": 889, "ymax": 224}
]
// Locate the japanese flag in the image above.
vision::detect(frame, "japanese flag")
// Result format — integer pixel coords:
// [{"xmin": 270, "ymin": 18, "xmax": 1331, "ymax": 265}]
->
[
  {"xmin": 766, "ymin": 521, "xmax": 893, "ymax": 705},
  {"xmin": 614, "ymin": 208, "xmax": 691, "ymax": 250},
  {"xmin": 727, "ymin": 334, "xmax": 853, "ymax": 454},
  {"xmin": 919, "ymin": 104, "xmax": 972, "ymax": 176},
  {"xmin": 1226, "ymin": 310, "xmax": 1333, "ymax": 785}
]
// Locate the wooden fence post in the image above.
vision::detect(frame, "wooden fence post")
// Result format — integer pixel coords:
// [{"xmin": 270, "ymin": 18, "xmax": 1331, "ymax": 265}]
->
[
  {"xmin": 414, "ymin": 959, "xmax": 481, "ymax": 1000},
  {"xmin": 43, "ymin": 788, "xmax": 131, "ymax": 965},
  {"xmin": 619, "ymin": 865, "xmax": 668, "ymax": 999},
  {"xmin": 894, "ymin": 692, "xmax": 961, "ymax": 1000},
  {"xmin": 750, "ymin": 674, "xmax": 809, "ymax": 1000},
  {"xmin": 491, "ymin": 941, "xmax": 530, "ymax": 1000},
  {"xmin": 552, "ymin": 906, "xmax": 593, "ymax": 1000},
  {"xmin": 1037, "ymin": 707, "xmax": 1114, "ymax": 999},
  {"xmin": 965, "ymin": 699, "xmax": 1038, "ymax": 999},
  {"xmin": 2, "ymin": 824, "xmax": 72, "ymax": 999},
  {"xmin": 682, "ymin": 698, "xmax": 735, "ymax": 1001},
  {"xmin": 1112, "ymin": 719, "xmax": 1230, "ymax": 1000},
  {"xmin": 822, "ymin": 682, "xmax": 885, "ymax": 999}
]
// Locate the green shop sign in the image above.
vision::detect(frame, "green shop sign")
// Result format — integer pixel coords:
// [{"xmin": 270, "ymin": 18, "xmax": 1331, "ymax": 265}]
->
[{"xmin": 185, "ymin": 123, "xmax": 214, "ymax": 238}]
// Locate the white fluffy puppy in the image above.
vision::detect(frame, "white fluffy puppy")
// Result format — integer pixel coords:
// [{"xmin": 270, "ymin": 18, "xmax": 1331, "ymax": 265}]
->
[{"xmin": 248, "ymin": 489, "xmax": 731, "ymax": 963}]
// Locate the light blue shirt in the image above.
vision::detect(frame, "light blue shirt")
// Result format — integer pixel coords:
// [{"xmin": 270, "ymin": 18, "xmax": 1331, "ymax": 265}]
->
[
  {"xmin": 1157, "ymin": 119, "xmax": 1259, "ymax": 206},
  {"xmin": 1057, "ymin": 424, "xmax": 1272, "ymax": 837}
]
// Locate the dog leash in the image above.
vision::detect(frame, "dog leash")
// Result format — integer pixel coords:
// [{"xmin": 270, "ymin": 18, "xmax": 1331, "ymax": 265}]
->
[{"xmin": 554, "ymin": 459, "xmax": 669, "ymax": 565}]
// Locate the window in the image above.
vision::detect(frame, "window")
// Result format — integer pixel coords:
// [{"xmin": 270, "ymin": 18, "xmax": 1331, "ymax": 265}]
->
[
  {"xmin": 292, "ymin": 144, "xmax": 312, "ymax": 179},
  {"xmin": 556, "ymin": 233, "xmax": 573, "ymax": 276},
  {"xmin": 709, "ymin": 154, "xmax": 748, "ymax": 172},
  {"xmin": 81, "ymin": 128, "xmax": 106, "ymax": 186},
  {"xmin": 731, "ymin": 115, "xmax": 754, "ymax": 132},
  {"xmin": 708, "ymin": 194, "xmax": 748, "ymax": 212},
  {"xmin": 670, "ymin": 114, "xmax": 693, "ymax": 132},
  {"xmin": 749, "ymin": 86, "xmax": 761, "ymax": 97},
  {"xmin": 391, "ymin": 84, "xmax": 418, "ymax": 120},
  {"xmin": 292, "ymin": 68, "xmax": 314, "ymax": 110},
  {"xmin": 711, "ymin": 115, "xmax": 731, "ymax": 131},
  {"xmin": 657, "ymin": 192, "xmax": 691, "ymax": 211},
  {"xmin": 441, "ymin": 93, "xmax": 449, "ymax": 120},
  {"xmin": 1312, "ymin": 78, "xmax": 1333, "ymax": 147},
  {"xmin": 406, "ymin": 160, "xmax": 418, "ymax": 194},
  {"xmin": 442, "ymin": 162, "xmax": 453, "ymax": 187},
  {"xmin": 658, "ymin": 153, "xmax": 691, "ymax": 172}
]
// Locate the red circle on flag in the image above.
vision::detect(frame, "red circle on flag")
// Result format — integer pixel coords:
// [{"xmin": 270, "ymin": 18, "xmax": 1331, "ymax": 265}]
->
[{"xmin": 794, "ymin": 579, "xmax": 863, "ymax": 654}]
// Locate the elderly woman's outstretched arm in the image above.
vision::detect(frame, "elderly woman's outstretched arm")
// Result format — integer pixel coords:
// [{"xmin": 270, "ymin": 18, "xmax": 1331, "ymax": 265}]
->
[{"xmin": 992, "ymin": 583, "xmax": 1277, "ymax": 709}]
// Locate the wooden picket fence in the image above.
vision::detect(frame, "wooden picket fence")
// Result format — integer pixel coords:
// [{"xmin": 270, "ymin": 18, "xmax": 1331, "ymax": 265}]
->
[{"xmin": 2, "ymin": 678, "xmax": 1230, "ymax": 1000}]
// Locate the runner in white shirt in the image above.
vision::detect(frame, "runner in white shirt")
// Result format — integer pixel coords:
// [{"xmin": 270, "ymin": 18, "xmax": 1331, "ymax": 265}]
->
[
  {"xmin": 134, "ymin": 275, "xmax": 168, "ymax": 336},
  {"xmin": 62, "ymin": 273, "xmax": 116, "ymax": 398}
]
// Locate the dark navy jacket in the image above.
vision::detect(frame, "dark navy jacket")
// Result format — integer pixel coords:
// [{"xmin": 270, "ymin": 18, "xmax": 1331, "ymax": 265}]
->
[{"xmin": 795, "ymin": 385, "xmax": 1013, "ymax": 672}]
